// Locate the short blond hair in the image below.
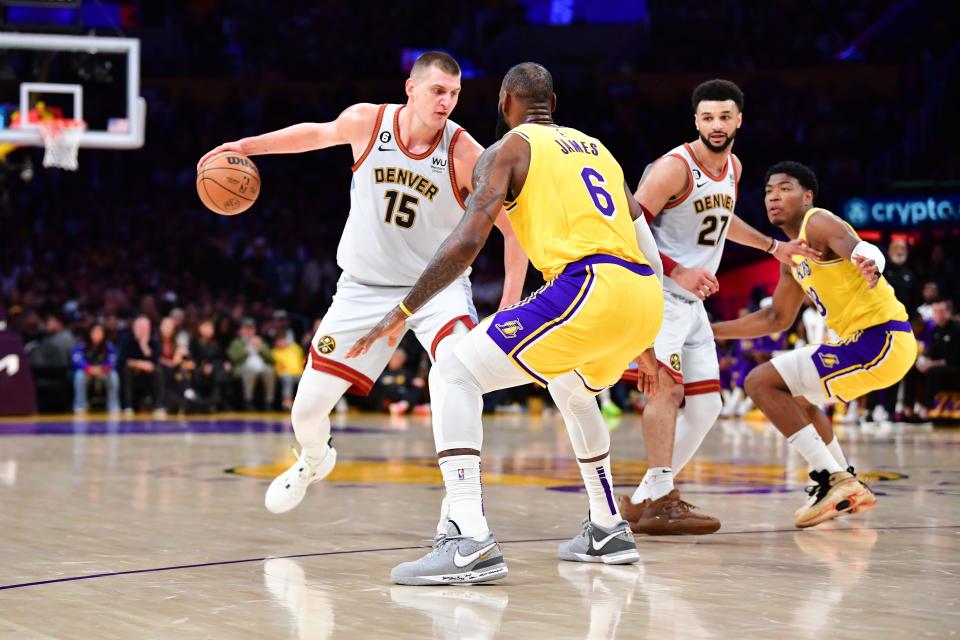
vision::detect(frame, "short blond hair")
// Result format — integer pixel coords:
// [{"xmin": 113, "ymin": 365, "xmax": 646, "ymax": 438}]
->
[{"xmin": 410, "ymin": 51, "xmax": 460, "ymax": 78}]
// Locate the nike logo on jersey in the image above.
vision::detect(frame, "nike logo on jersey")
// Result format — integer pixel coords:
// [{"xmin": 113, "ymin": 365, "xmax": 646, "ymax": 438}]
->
[
  {"xmin": 454, "ymin": 542, "xmax": 498, "ymax": 568},
  {"xmin": 695, "ymin": 181, "xmax": 708, "ymax": 189},
  {"xmin": 378, "ymin": 145, "xmax": 396, "ymax": 152},
  {"xmin": 591, "ymin": 528, "xmax": 627, "ymax": 552}
]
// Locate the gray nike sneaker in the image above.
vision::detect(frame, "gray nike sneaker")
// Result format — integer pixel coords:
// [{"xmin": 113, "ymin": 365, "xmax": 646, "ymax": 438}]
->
[
  {"xmin": 391, "ymin": 522, "xmax": 509, "ymax": 586},
  {"xmin": 558, "ymin": 518, "xmax": 640, "ymax": 564}
]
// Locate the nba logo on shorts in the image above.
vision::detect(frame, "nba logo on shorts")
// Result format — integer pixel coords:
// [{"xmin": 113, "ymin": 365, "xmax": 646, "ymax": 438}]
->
[{"xmin": 458, "ymin": 468, "xmax": 465, "ymax": 481}]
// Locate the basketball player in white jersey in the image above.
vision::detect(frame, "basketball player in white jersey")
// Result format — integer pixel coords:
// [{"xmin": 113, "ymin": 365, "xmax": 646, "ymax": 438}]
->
[
  {"xmin": 198, "ymin": 52, "xmax": 528, "ymax": 514},
  {"xmin": 619, "ymin": 79, "xmax": 820, "ymax": 534}
]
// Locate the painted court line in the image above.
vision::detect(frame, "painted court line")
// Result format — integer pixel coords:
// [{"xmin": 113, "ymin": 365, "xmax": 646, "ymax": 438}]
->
[{"xmin": 1, "ymin": 524, "xmax": 957, "ymax": 592}]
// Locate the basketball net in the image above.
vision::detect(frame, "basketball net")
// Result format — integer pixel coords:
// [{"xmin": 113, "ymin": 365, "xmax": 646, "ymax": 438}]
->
[{"xmin": 37, "ymin": 119, "xmax": 86, "ymax": 171}]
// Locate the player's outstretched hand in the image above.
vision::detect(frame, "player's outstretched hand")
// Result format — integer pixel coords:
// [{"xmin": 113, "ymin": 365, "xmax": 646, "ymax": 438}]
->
[
  {"xmin": 635, "ymin": 348, "xmax": 660, "ymax": 398},
  {"xmin": 772, "ymin": 238, "xmax": 822, "ymax": 266},
  {"xmin": 672, "ymin": 265, "xmax": 719, "ymax": 301},
  {"xmin": 852, "ymin": 255, "xmax": 881, "ymax": 288},
  {"xmin": 346, "ymin": 307, "xmax": 407, "ymax": 359},
  {"xmin": 197, "ymin": 141, "xmax": 245, "ymax": 172}
]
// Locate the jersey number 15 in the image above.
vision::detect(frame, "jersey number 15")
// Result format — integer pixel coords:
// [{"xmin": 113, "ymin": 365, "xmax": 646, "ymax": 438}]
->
[{"xmin": 384, "ymin": 190, "xmax": 418, "ymax": 229}]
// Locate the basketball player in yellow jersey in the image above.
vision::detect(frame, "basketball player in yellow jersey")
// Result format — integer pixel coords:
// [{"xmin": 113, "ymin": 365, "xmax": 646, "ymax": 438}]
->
[
  {"xmin": 349, "ymin": 62, "xmax": 665, "ymax": 584},
  {"xmin": 713, "ymin": 161, "xmax": 917, "ymax": 528}
]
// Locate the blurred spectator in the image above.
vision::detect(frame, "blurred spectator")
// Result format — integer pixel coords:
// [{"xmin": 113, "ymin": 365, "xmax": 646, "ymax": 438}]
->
[
  {"xmin": 158, "ymin": 316, "xmax": 193, "ymax": 412},
  {"xmin": 70, "ymin": 323, "xmax": 119, "ymax": 415},
  {"xmin": 917, "ymin": 281, "xmax": 939, "ymax": 321},
  {"xmin": 26, "ymin": 313, "xmax": 75, "ymax": 372},
  {"xmin": 24, "ymin": 313, "xmax": 76, "ymax": 412},
  {"xmin": 119, "ymin": 315, "xmax": 164, "ymax": 416},
  {"xmin": 272, "ymin": 331, "xmax": 304, "ymax": 410},
  {"xmin": 188, "ymin": 319, "xmax": 229, "ymax": 410},
  {"xmin": 915, "ymin": 299, "xmax": 960, "ymax": 419},
  {"xmin": 370, "ymin": 348, "xmax": 426, "ymax": 415},
  {"xmin": 884, "ymin": 238, "xmax": 918, "ymax": 313},
  {"xmin": 228, "ymin": 318, "xmax": 276, "ymax": 410}
]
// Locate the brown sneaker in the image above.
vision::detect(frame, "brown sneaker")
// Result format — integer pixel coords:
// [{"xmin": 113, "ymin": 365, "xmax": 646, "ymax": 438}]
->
[{"xmin": 618, "ymin": 490, "xmax": 721, "ymax": 535}]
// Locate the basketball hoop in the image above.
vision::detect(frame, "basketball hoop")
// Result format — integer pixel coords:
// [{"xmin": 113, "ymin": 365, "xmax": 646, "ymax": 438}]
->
[{"xmin": 37, "ymin": 118, "xmax": 86, "ymax": 171}]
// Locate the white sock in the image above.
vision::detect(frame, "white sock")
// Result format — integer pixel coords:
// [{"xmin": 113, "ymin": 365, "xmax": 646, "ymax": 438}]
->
[
  {"xmin": 439, "ymin": 455, "xmax": 489, "ymax": 539},
  {"xmin": 672, "ymin": 393, "xmax": 722, "ymax": 474},
  {"xmin": 302, "ymin": 444, "xmax": 331, "ymax": 468},
  {"xmin": 632, "ymin": 467, "xmax": 674, "ymax": 503},
  {"xmin": 826, "ymin": 437, "xmax": 849, "ymax": 470},
  {"xmin": 577, "ymin": 456, "xmax": 621, "ymax": 529},
  {"xmin": 787, "ymin": 425, "xmax": 843, "ymax": 474}
]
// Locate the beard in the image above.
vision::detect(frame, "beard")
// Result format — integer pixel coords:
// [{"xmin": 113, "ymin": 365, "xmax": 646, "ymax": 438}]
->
[
  {"xmin": 699, "ymin": 129, "xmax": 737, "ymax": 153},
  {"xmin": 495, "ymin": 107, "xmax": 510, "ymax": 140}
]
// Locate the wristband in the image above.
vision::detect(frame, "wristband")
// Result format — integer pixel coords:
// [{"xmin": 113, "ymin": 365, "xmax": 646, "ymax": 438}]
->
[
  {"xmin": 398, "ymin": 301, "xmax": 414, "ymax": 318},
  {"xmin": 766, "ymin": 238, "xmax": 779, "ymax": 254}
]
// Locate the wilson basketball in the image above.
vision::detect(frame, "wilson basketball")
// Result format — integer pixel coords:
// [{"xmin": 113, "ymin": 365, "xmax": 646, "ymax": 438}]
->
[{"xmin": 196, "ymin": 152, "xmax": 261, "ymax": 215}]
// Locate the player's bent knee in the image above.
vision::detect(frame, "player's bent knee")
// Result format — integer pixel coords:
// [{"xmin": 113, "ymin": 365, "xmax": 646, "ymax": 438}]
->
[
  {"xmin": 744, "ymin": 364, "xmax": 780, "ymax": 399},
  {"xmin": 659, "ymin": 373, "xmax": 685, "ymax": 406}
]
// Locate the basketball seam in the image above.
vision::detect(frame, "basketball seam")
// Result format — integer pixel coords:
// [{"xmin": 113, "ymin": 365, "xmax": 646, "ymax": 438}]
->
[
  {"xmin": 198, "ymin": 176, "xmax": 256, "ymax": 202},
  {"xmin": 203, "ymin": 152, "xmax": 261, "ymax": 175},
  {"xmin": 197, "ymin": 167, "xmax": 260, "ymax": 179}
]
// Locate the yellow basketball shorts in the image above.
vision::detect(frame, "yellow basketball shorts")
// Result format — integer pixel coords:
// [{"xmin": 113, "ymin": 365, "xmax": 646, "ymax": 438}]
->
[
  {"xmin": 485, "ymin": 254, "xmax": 664, "ymax": 392},
  {"xmin": 771, "ymin": 320, "xmax": 917, "ymax": 403}
]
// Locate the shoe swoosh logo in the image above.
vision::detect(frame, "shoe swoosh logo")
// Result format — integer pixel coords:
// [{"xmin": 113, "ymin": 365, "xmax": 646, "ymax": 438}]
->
[
  {"xmin": 453, "ymin": 542, "xmax": 497, "ymax": 568},
  {"xmin": 591, "ymin": 530, "xmax": 625, "ymax": 551}
]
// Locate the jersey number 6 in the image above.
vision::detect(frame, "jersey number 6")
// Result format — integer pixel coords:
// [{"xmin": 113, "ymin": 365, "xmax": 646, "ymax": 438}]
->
[{"xmin": 580, "ymin": 167, "xmax": 616, "ymax": 218}]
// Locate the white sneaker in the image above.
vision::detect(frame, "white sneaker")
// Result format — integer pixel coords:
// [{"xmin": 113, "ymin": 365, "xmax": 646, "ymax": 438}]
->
[{"xmin": 264, "ymin": 446, "xmax": 337, "ymax": 514}]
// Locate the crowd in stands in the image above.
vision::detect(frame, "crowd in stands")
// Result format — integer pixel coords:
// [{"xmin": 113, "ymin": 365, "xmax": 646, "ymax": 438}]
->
[{"xmin": 1, "ymin": 1, "xmax": 957, "ymax": 420}]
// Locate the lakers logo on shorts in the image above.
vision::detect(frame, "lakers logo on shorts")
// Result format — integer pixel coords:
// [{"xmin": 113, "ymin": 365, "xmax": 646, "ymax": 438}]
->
[
  {"xmin": 496, "ymin": 319, "xmax": 524, "ymax": 339},
  {"xmin": 818, "ymin": 352, "xmax": 839, "ymax": 368},
  {"xmin": 669, "ymin": 353, "xmax": 682, "ymax": 372},
  {"xmin": 316, "ymin": 335, "xmax": 336, "ymax": 354}
]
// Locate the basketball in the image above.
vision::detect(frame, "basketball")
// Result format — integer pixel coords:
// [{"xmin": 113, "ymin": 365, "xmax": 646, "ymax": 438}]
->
[{"xmin": 196, "ymin": 152, "xmax": 260, "ymax": 215}]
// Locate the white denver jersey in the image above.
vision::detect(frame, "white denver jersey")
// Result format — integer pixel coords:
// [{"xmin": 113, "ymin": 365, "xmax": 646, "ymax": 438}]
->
[
  {"xmin": 338, "ymin": 104, "xmax": 468, "ymax": 286},
  {"xmin": 651, "ymin": 143, "xmax": 738, "ymax": 301}
]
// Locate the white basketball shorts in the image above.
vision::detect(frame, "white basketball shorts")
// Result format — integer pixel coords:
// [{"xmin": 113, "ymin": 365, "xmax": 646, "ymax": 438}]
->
[{"xmin": 306, "ymin": 274, "xmax": 477, "ymax": 395}]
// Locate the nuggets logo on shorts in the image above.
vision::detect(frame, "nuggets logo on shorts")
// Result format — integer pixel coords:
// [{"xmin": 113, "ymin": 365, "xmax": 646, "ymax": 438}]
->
[
  {"xmin": 496, "ymin": 319, "xmax": 524, "ymax": 339},
  {"xmin": 818, "ymin": 352, "xmax": 839, "ymax": 368},
  {"xmin": 316, "ymin": 335, "xmax": 336, "ymax": 354},
  {"xmin": 669, "ymin": 353, "xmax": 682, "ymax": 372}
]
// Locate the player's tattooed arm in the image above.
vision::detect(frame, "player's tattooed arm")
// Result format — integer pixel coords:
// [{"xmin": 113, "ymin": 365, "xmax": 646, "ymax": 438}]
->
[
  {"xmin": 403, "ymin": 141, "xmax": 511, "ymax": 310},
  {"xmin": 346, "ymin": 139, "xmax": 518, "ymax": 358},
  {"xmin": 712, "ymin": 263, "xmax": 806, "ymax": 339}
]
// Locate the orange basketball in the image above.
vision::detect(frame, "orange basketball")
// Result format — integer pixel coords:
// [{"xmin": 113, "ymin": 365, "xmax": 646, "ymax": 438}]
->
[{"xmin": 196, "ymin": 152, "xmax": 261, "ymax": 215}]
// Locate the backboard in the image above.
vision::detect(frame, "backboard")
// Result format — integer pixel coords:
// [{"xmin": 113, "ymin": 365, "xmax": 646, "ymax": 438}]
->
[{"xmin": 0, "ymin": 32, "xmax": 145, "ymax": 149}]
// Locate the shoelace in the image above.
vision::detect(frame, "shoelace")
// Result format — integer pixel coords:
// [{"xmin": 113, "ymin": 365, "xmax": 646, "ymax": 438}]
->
[
  {"xmin": 289, "ymin": 447, "xmax": 314, "ymax": 478},
  {"xmin": 664, "ymin": 496, "xmax": 698, "ymax": 512}
]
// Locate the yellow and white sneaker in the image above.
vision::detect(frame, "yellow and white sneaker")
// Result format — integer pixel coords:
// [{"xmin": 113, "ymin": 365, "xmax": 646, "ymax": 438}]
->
[{"xmin": 794, "ymin": 470, "xmax": 876, "ymax": 528}]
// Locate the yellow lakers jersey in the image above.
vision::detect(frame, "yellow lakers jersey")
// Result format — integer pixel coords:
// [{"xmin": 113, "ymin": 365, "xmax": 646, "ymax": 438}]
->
[
  {"xmin": 792, "ymin": 208, "xmax": 907, "ymax": 338},
  {"xmin": 504, "ymin": 124, "xmax": 648, "ymax": 280}
]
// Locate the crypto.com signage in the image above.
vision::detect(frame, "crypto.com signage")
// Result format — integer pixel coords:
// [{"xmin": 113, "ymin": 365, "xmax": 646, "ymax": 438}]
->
[{"xmin": 842, "ymin": 195, "xmax": 960, "ymax": 229}]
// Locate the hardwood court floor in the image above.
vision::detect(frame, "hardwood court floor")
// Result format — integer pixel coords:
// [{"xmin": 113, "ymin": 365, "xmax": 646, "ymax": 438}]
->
[{"xmin": 0, "ymin": 411, "xmax": 958, "ymax": 639}]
